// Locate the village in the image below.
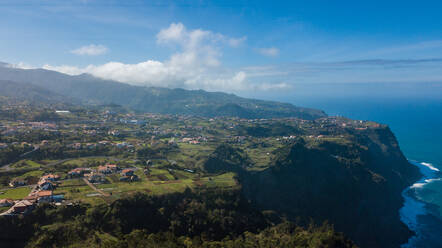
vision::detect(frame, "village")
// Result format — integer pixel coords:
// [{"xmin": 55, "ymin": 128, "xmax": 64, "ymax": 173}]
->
[
  {"xmin": 0, "ymin": 161, "xmax": 146, "ymax": 215},
  {"xmin": 0, "ymin": 105, "xmax": 386, "ymax": 216}
]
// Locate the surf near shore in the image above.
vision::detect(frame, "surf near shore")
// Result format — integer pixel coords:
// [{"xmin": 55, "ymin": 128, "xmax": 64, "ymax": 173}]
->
[{"xmin": 400, "ymin": 161, "xmax": 442, "ymax": 248}]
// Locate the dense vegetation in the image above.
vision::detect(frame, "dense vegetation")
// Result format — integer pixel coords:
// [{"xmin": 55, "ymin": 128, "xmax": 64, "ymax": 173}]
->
[
  {"xmin": 0, "ymin": 144, "xmax": 33, "ymax": 165},
  {"xmin": 0, "ymin": 189, "xmax": 355, "ymax": 248},
  {"xmin": 203, "ymin": 144, "xmax": 251, "ymax": 173}
]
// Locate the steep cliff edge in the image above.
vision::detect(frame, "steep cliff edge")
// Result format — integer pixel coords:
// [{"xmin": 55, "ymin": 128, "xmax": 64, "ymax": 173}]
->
[{"xmin": 206, "ymin": 126, "xmax": 421, "ymax": 247}]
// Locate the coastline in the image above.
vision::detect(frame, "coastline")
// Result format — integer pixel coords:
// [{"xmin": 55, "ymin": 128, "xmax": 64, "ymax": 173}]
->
[{"xmin": 400, "ymin": 160, "xmax": 442, "ymax": 248}]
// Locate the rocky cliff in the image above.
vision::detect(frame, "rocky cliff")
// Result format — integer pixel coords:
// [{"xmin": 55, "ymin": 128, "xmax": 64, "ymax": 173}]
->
[{"xmin": 227, "ymin": 127, "xmax": 420, "ymax": 247}]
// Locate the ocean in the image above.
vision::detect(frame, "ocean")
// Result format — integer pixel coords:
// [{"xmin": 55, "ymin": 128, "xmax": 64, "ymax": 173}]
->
[{"xmin": 285, "ymin": 96, "xmax": 442, "ymax": 247}]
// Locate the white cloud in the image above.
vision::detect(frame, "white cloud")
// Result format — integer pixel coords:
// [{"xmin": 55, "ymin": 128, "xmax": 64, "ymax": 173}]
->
[
  {"xmin": 228, "ymin": 36, "xmax": 247, "ymax": 47},
  {"xmin": 259, "ymin": 47, "xmax": 280, "ymax": 57},
  {"xmin": 39, "ymin": 23, "xmax": 288, "ymax": 92},
  {"xmin": 157, "ymin": 22, "xmax": 246, "ymax": 48},
  {"xmin": 156, "ymin": 23, "xmax": 186, "ymax": 44},
  {"xmin": 70, "ymin": 44, "xmax": 108, "ymax": 56}
]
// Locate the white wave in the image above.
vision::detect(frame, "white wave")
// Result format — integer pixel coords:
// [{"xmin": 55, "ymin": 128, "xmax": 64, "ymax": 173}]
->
[
  {"xmin": 410, "ymin": 178, "xmax": 442, "ymax": 189},
  {"xmin": 410, "ymin": 182, "xmax": 426, "ymax": 189},
  {"xmin": 421, "ymin": 162, "xmax": 440, "ymax": 172},
  {"xmin": 400, "ymin": 160, "xmax": 441, "ymax": 247},
  {"xmin": 424, "ymin": 178, "xmax": 442, "ymax": 184},
  {"xmin": 409, "ymin": 161, "xmax": 441, "ymax": 179}
]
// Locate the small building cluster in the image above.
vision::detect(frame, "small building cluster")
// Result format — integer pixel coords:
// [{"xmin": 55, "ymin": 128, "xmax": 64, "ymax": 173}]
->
[
  {"xmin": 120, "ymin": 169, "xmax": 138, "ymax": 182},
  {"xmin": 84, "ymin": 172, "xmax": 106, "ymax": 183},
  {"xmin": 68, "ymin": 168, "xmax": 92, "ymax": 178},
  {"xmin": 67, "ymin": 164, "xmax": 138, "ymax": 183},
  {"xmin": 98, "ymin": 164, "xmax": 119, "ymax": 174},
  {"xmin": 6, "ymin": 173, "xmax": 63, "ymax": 215}
]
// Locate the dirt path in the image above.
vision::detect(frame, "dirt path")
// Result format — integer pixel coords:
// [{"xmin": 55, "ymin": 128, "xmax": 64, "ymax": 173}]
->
[{"xmin": 82, "ymin": 178, "xmax": 110, "ymax": 197}]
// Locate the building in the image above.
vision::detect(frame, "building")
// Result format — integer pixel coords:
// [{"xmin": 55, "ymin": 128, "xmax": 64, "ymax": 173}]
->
[
  {"xmin": 37, "ymin": 190, "xmax": 53, "ymax": 202},
  {"xmin": 9, "ymin": 178, "xmax": 26, "ymax": 187},
  {"xmin": 98, "ymin": 165, "xmax": 112, "ymax": 174},
  {"xmin": 55, "ymin": 110, "xmax": 70, "ymax": 114},
  {"xmin": 24, "ymin": 195, "xmax": 38, "ymax": 202},
  {"xmin": 106, "ymin": 164, "xmax": 119, "ymax": 172},
  {"xmin": 119, "ymin": 169, "xmax": 137, "ymax": 182},
  {"xmin": 38, "ymin": 180, "xmax": 55, "ymax": 191},
  {"xmin": 98, "ymin": 164, "xmax": 119, "ymax": 174},
  {"xmin": 41, "ymin": 174, "xmax": 60, "ymax": 182},
  {"xmin": 119, "ymin": 174, "xmax": 138, "ymax": 182},
  {"xmin": 0, "ymin": 199, "xmax": 14, "ymax": 207},
  {"xmin": 13, "ymin": 200, "xmax": 34, "ymax": 213},
  {"xmin": 67, "ymin": 168, "xmax": 91, "ymax": 178},
  {"xmin": 85, "ymin": 172, "xmax": 106, "ymax": 183},
  {"xmin": 121, "ymin": 169, "xmax": 134, "ymax": 177}
]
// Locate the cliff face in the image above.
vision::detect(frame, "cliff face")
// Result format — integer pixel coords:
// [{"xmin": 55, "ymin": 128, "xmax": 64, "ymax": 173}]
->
[{"xmin": 240, "ymin": 127, "xmax": 421, "ymax": 248}]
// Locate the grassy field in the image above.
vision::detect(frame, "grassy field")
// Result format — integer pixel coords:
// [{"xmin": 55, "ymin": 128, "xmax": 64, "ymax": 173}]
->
[
  {"xmin": 53, "ymin": 170, "xmax": 238, "ymax": 205},
  {"xmin": 196, "ymin": 172, "xmax": 237, "ymax": 188},
  {"xmin": 11, "ymin": 160, "xmax": 43, "ymax": 169},
  {"xmin": 0, "ymin": 187, "xmax": 32, "ymax": 200},
  {"xmin": 18, "ymin": 170, "xmax": 44, "ymax": 179},
  {"xmin": 167, "ymin": 143, "xmax": 214, "ymax": 169},
  {"xmin": 62, "ymin": 157, "xmax": 112, "ymax": 167}
]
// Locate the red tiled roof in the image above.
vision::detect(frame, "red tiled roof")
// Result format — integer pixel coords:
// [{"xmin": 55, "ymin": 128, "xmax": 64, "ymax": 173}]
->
[
  {"xmin": 42, "ymin": 174, "xmax": 59, "ymax": 179},
  {"xmin": 0, "ymin": 199, "xmax": 13, "ymax": 204},
  {"xmin": 69, "ymin": 168, "xmax": 89, "ymax": 173},
  {"xmin": 37, "ymin": 191, "xmax": 53, "ymax": 197},
  {"xmin": 24, "ymin": 195, "xmax": 38, "ymax": 200}
]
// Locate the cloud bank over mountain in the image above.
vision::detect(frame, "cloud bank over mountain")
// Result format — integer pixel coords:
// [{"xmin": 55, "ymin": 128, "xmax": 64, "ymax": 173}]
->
[{"xmin": 37, "ymin": 23, "xmax": 286, "ymax": 92}]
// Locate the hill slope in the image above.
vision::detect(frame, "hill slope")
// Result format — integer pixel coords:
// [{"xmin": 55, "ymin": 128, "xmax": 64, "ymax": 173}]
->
[
  {"xmin": 0, "ymin": 64, "xmax": 326, "ymax": 119},
  {"xmin": 0, "ymin": 80, "xmax": 71, "ymax": 104}
]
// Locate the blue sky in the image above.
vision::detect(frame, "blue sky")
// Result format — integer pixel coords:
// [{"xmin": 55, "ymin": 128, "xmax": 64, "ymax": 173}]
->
[{"xmin": 1, "ymin": 0, "xmax": 442, "ymax": 93}]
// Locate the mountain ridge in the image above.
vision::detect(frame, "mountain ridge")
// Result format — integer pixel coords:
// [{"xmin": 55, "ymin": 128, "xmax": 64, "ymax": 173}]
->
[{"xmin": 0, "ymin": 63, "xmax": 326, "ymax": 119}]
